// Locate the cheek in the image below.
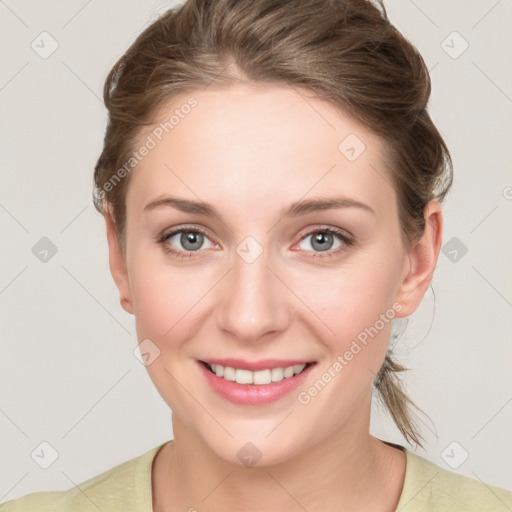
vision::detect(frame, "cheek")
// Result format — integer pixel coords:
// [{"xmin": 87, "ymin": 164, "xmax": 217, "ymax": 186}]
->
[
  {"xmin": 130, "ymin": 265, "xmax": 197, "ymax": 340},
  {"xmin": 128, "ymin": 248, "xmax": 221, "ymax": 348},
  {"xmin": 293, "ymin": 259, "xmax": 399, "ymax": 340},
  {"xmin": 128, "ymin": 260, "xmax": 208, "ymax": 407},
  {"xmin": 289, "ymin": 254, "xmax": 402, "ymax": 387}
]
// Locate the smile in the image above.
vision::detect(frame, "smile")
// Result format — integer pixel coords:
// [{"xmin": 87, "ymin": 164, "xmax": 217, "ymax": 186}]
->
[
  {"xmin": 198, "ymin": 359, "xmax": 316, "ymax": 405},
  {"xmin": 204, "ymin": 361, "xmax": 312, "ymax": 385}
]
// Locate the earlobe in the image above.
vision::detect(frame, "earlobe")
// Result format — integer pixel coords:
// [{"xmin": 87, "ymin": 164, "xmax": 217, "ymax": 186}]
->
[
  {"xmin": 104, "ymin": 211, "xmax": 134, "ymax": 315},
  {"xmin": 394, "ymin": 200, "xmax": 443, "ymax": 318}
]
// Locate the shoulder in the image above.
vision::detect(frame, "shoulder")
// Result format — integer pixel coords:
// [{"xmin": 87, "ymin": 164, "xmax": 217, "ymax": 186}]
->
[
  {"xmin": 0, "ymin": 443, "xmax": 167, "ymax": 512},
  {"xmin": 397, "ymin": 448, "xmax": 512, "ymax": 511}
]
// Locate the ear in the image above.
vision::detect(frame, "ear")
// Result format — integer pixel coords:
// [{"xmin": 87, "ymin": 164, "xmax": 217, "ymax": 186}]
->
[
  {"xmin": 104, "ymin": 210, "xmax": 134, "ymax": 315},
  {"xmin": 394, "ymin": 200, "xmax": 443, "ymax": 318}
]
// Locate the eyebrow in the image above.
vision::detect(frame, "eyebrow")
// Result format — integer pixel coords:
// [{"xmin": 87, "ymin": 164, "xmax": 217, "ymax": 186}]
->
[{"xmin": 143, "ymin": 195, "xmax": 376, "ymax": 219}]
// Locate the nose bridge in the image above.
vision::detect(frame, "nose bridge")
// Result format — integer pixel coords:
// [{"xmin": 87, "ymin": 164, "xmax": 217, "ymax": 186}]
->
[{"xmin": 216, "ymin": 242, "xmax": 289, "ymax": 342}]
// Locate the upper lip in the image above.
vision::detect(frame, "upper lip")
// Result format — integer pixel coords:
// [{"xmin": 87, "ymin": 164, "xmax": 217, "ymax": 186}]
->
[{"xmin": 200, "ymin": 358, "xmax": 315, "ymax": 371}]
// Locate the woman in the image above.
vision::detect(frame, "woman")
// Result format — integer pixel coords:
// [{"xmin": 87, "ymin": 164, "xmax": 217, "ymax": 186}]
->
[{"xmin": 1, "ymin": 0, "xmax": 510, "ymax": 510}]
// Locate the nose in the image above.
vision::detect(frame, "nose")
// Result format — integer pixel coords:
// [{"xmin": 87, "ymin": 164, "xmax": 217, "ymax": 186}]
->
[{"xmin": 216, "ymin": 247, "xmax": 291, "ymax": 343}]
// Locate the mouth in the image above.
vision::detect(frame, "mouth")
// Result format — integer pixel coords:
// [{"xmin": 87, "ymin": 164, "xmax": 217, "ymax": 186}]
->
[{"xmin": 199, "ymin": 360, "xmax": 316, "ymax": 386}]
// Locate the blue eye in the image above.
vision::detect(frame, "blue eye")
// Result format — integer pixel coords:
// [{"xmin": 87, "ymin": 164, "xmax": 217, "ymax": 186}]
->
[
  {"xmin": 157, "ymin": 225, "xmax": 353, "ymax": 260},
  {"xmin": 299, "ymin": 231, "xmax": 341, "ymax": 252},
  {"xmin": 158, "ymin": 227, "xmax": 216, "ymax": 258},
  {"xmin": 296, "ymin": 228, "xmax": 353, "ymax": 259}
]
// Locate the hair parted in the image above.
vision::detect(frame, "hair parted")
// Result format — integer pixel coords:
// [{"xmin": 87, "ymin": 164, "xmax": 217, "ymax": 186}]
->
[{"xmin": 93, "ymin": 0, "xmax": 452, "ymax": 447}]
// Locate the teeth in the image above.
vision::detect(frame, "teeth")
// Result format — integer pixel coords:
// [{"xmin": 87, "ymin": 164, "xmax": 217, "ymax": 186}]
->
[
  {"xmin": 254, "ymin": 369, "xmax": 272, "ymax": 385},
  {"xmin": 209, "ymin": 362, "xmax": 307, "ymax": 385},
  {"xmin": 235, "ymin": 369, "xmax": 253, "ymax": 384},
  {"xmin": 283, "ymin": 366, "xmax": 294, "ymax": 378}
]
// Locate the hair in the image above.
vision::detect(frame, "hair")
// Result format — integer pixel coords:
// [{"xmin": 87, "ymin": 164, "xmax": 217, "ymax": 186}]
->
[{"xmin": 93, "ymin": 0, "xmax": 452, "ymax": 446}]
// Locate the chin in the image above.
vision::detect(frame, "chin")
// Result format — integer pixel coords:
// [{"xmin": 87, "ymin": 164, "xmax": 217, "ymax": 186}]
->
[{"xmin": 209, "ymin": 436, "xmax": 303, "ymax": 469}]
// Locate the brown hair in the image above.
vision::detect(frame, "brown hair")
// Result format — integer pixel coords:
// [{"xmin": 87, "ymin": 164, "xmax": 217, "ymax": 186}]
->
[{"xmin": 93, "ymin": 0, "xmax": 452, "ymax": 446}]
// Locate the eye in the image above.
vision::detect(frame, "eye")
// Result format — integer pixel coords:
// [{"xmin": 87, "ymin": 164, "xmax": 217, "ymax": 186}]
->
[
  {"xmin": 158, "ymin": 226, "xmax": 217, "ymax": 258},
  {"xmin": 295, "ymin": 227, "xmax": 353, "ymax": 258},
  {"xmin": 157, "ymin": 225, "xmax": 353, "ymax": 260}
]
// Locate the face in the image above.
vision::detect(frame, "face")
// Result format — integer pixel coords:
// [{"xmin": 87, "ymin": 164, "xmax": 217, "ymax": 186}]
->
[{"xmin": 107, "ymin": 83, "xmax": 439, "ymax": 466}]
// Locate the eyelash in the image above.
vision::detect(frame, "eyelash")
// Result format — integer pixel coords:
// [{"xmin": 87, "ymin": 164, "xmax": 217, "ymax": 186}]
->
[
  {"xmin": 157, "ymin": 225, "xmax": 213, "ymax": 260},
  {"xmin": 157, "ymin": 225, "xmax": 354, "ymax": 260},
  {"xmin": 298, "ymin": 227, "xmax": 354, "ymax": 259}
]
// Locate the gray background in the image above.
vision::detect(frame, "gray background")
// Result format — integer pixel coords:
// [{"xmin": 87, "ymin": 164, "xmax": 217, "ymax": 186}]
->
[{"xmin": 1, "ymin": 0, "xmax": 511, "ymax": 503}]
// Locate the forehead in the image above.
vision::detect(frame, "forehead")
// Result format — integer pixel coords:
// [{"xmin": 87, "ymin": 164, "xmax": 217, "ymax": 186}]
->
[{"xmin": 128, "ymin": 83, "xmax": 395, "ymax": 220}]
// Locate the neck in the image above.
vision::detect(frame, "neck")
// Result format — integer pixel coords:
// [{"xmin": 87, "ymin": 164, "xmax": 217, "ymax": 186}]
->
[{"xmin": 153, "ymin": 416, "xmax": 406, "ymax": 512}]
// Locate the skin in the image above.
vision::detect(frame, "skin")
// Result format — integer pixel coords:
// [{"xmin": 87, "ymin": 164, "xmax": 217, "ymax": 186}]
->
[{"xmin": 105, "ymin": 83, "xmax": 443, "ymax": 511}]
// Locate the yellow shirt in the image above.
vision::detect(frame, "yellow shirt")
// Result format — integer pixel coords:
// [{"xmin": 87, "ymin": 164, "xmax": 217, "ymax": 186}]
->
[{"xmin": 1, "ymin": 441, "xmax": 511, "ymax": 511}]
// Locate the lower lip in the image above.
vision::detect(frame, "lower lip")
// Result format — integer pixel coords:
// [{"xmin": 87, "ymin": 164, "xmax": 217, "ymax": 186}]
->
[{"xmin": 198, "ymin": 361, "xmax": 315, "ymax": 405}]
